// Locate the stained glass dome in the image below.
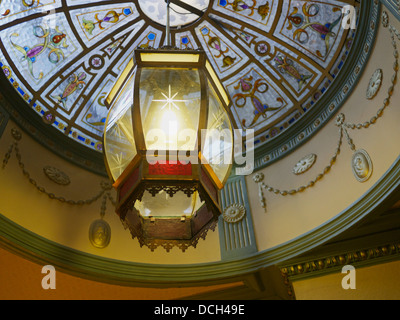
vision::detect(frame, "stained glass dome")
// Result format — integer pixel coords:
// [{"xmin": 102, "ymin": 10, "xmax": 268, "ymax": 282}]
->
[{"xmin": 0, "ymin": 0, "xmax": 363, "ymax": 173}]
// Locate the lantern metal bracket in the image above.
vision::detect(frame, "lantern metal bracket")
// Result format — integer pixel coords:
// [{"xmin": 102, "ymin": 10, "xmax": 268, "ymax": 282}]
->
[
  {"xmin": 164, "ymin": 0, "xmax": 205, "ymax": 46},
  {"xmin": 164, "ymin": 0, "xmax": 205, "ymax": 17}
]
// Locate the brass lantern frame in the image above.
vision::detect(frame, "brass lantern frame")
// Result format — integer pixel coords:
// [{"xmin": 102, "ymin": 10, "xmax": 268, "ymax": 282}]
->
[{"xmin": 104, "ymin": 47, "xmax": 233, "ymax": 252}]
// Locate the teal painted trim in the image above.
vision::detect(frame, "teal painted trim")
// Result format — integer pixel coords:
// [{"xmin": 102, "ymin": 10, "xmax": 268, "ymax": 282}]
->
[
  {"xmin": 218, "ymin": 175, "xmax": 258, "ymax": 260},
  {"xmin": 0, "ymin": 104, "xmax": 9, "ymax": 139},
  {"xmin": 241, "ymin": 1, "xmax": 381, "ymax": 172},
  {"xmin": 380, "ymin": 0, "xmax": 400, "ymax": 21},
  {"xmin": 1, "ymin": 153, "xmax": 400, "ymax": 287}
]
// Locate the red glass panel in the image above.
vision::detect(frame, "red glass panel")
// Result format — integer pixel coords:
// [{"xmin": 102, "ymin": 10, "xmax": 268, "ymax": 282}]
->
[{"xmin": 148, "ymin": 161, "xmax": 192, "ymax": 176}]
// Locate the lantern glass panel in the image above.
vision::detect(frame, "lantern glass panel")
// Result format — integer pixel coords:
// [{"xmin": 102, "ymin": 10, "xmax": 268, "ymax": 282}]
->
[
  {"xmin": 139, "ymin": 68, "xmax": 201, "ymax": 152},
  {"xmin": 134, "ymin": 190, "xmax": 204, "ymax": 218},
  {"xmin": 202, "ymin": 80, "xmax": 233, "ymax": 184},
  {"xmin": 104, "ymin": 73, "xmax": 137, "ymax": 181}
]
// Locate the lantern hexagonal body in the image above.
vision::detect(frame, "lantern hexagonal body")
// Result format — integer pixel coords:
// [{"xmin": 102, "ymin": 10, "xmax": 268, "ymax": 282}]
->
[{"xmin": 103, "ymin": 48, "xmax": 233, "ymax": 252}]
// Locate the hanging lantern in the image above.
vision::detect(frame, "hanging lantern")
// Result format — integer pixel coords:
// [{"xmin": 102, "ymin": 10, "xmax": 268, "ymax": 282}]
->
[{"xmin": 103, "ymin": 46, "xmax": 234, "ymax": 252}]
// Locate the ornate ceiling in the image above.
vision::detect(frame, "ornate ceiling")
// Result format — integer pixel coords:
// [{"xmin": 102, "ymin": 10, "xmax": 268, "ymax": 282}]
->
[{"xmin": 0, "ymin": 0, "xmax": 362, "ymax": 171}]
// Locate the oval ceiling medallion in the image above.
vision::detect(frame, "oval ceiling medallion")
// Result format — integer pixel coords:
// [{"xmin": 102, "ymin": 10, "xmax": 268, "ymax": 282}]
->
[
  {"xmin": 43, "ymin": 165, "xmax": 71, "ymax": 186},
  {"xmin": 89, "ymin": 219, "xmax": 111, "ymax": 249},
  {"xmin": 293, "ymin": 154, "xmax": 317, "ymax": 175},
  {"xmin": 366, "ymin": 69, "xmax": 383, "ymax": 100},
  {"xmin": 351, "ymin": 149, "xmax": 373, "ymax": 183}
]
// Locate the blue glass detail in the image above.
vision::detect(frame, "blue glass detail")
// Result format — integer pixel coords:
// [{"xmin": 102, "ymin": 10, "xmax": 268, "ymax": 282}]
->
[{"xmin": 123, "ymin": 8, "xmax": 132, "ymax": 16}]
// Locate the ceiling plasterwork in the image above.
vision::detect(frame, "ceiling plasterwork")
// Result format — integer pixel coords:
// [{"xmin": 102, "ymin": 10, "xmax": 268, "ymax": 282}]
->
[{"xmin": 252, "ymin": 8, "xmax": 399, "ymax": 213}]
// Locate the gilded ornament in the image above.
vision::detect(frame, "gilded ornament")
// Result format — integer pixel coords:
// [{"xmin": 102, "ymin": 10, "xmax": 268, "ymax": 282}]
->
[
  {"xmin": 223, "ymin": 203, "xmax": 246, "ymax": 223},
  {"xmin": 382, "ymin": 11, "xmax": 389, "ymax": 28},
  {"xmin": 89, "ymin": 219, "xmax": 111, "ymax": 249},
  {"xmin": 252, "ymin": 172, "xmax": 264, "ymax": 183},
  {"xmin": 335, "ymin": 113, "xmax": 345, "ymax": 127},
  {"xmin": 351, "ymin": 149, "xmax": 373, "ymax": 182},
  {"xmin": 100, "ymin": 180, "xmax": 112, "ymax": 190},
  {"xmin": 43, "ymin": 166, "xmax": 71, "ymax": 186},
  {"xmin": 11, "ymin": 128, "xmax": 22, "ymax": 141},
  {"xmin": 366, "ymin": 69, "xmax": 383, "ymax": 100},
  {"xmin": 292, "ymin": 154, "xmax": 317, "ymax": 175}
]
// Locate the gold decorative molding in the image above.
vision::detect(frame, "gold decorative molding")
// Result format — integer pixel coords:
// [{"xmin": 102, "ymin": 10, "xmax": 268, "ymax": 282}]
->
[
  {"xmin": 280, "ymin": 242, "xmax": 400, "ymax": 280},
  {"xmin": 280, "ymin": 269, "xmax": 296, "ymax": 300}
]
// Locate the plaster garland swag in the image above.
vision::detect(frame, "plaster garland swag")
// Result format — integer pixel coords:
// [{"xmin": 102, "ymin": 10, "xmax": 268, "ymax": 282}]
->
[
  {"xmin": 253, "ymin": 11, "xmax": 397, "ymax": 211},
  {"xmin": 1, "ymin": 128, "xmax": 116, "ymax": 248}
]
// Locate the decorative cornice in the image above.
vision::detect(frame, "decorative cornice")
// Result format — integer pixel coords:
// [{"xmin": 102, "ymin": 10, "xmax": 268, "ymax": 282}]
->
[{"xmin": 280, "ymin": 242, "xmax": 400, "ymax": 281}]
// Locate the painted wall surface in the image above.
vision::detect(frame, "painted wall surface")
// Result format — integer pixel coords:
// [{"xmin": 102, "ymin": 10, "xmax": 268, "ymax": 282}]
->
[
  {"xmin": 293, "ymin": 260, "xmax": 400, "ymax": 300},
  {"xmin": 0, "ymin": 246, "xmax": 240, "ymax": 300}
]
